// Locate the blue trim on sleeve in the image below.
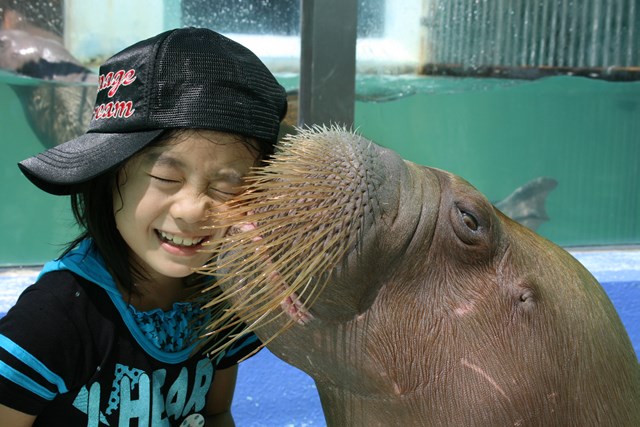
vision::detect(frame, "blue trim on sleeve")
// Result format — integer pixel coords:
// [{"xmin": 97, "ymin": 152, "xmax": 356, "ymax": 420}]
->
[
  {"xmin": 0, "ymin": 334, "xmax": 68, "ymax": 395},
  {"xmin": 0, "ymin": 361, "xmax": 57, "ymax": 400},
  {"xmin": 224, "ymin": 334, "xmax": 260, "ymax": 359},
  {"xmin": 214, "ymin": 333, "xmax": 261, "ymax": 367}
]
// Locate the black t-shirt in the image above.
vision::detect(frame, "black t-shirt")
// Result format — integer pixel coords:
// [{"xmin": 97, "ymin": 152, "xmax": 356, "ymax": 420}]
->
[{"xmin": 0, "ymin": 270, "xmax": 260, "ymax": 425}]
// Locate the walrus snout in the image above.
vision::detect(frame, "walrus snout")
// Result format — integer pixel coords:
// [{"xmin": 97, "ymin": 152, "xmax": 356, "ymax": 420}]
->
[{"xmin": 197, "ymin": 126, "xmax": 425, "ymax": 349}]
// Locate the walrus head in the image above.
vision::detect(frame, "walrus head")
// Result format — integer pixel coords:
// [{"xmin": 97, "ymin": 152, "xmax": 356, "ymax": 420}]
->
[
  {"xmin": 197, "ymin": 127, "xmax": 639, "ymax": 426},
  {"xmin": 197, "ymin": 127, "xmax": 413, "ymax": 349}
]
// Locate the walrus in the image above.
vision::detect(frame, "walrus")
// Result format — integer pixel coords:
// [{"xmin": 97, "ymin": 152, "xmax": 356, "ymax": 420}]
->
[
  {"xmin": 0, "ymin": 29, "xmax": 96, "ymax": 148},
  {"xmin": 198, "ymin": 127, "xmax": 640, "ymax": 426}
]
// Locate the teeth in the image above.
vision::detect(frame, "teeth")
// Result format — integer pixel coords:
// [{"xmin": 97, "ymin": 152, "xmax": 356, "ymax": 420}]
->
[{"xmin": 159, "ymin": 231, "xmax": 204, "ymax": 247}]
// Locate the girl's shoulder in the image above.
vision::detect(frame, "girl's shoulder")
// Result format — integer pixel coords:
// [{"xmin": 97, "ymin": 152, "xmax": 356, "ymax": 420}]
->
[
  {"xmin": 0, "ymin": 271, "xmax": 121, "ymax": 413},
  {"xmin": 7, "ymin": 270, "xmax": 122, "ymax": 352},
  {"xmin": 31, "ymin": 268, "xmax": 96, "ymax": 294},
  {"xmin": 23, "ymin": 269, "xmax": 117, "ymax": 319}
]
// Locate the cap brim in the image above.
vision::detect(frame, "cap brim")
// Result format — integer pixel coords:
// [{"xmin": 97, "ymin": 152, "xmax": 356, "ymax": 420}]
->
[{"xmin": 18, "ymin": 129, "xmax": 164, "ymax": 195}]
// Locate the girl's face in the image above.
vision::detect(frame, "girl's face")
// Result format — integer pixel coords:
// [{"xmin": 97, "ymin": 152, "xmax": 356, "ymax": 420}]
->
[{"xmin": 114, "ymin": 130, "xmax": 259, "ymax": 288}]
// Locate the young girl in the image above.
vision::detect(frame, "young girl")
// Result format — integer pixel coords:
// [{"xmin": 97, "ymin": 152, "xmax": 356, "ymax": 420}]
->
[{"xmin": 0, "ymin": 27, "xmax": 287, "ymax": 426}]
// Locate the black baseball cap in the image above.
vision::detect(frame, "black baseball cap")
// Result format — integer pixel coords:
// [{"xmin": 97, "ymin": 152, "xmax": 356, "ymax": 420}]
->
[{"xmin": 18, "ymin": 27, "xmax": 288, "ymax": 195}]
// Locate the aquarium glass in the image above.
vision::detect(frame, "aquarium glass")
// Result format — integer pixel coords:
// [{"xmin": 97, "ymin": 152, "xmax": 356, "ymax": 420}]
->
[
  {"xmin": 0, "ymin": 0, "xmax": 638, "ymax": 268},
  {"xmin": 353, "ymin": 75, "xmax": 640, "ymax": 247}
]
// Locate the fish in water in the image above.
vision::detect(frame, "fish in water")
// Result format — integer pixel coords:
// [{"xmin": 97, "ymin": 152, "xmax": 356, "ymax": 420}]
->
[
  {"xmin": 494, "ymin": 177, "xmax": 558, "ymax": 231},
  {"xmin": 198, "ymin": 127, "xmax": 639, "ymax": 426},
  {"xmin": 0, "ymin": 29, "xmax": 97, "ymax": 148}
]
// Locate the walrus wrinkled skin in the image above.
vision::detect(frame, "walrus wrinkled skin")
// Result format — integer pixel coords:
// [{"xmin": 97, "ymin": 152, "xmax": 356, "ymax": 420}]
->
[{"xmin": 202, "ymin": 127, "xmax": 640, "ymax": 427}]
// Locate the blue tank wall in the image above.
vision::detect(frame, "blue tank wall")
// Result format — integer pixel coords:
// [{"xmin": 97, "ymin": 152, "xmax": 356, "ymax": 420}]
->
[{"xmin": 0, "ymin": 250, "xmax": 638, "ymax": 426}]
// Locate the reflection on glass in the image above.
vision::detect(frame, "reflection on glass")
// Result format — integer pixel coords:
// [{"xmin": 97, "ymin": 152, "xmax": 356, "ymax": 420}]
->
[{"xmin": 182, "ymin": 0, "xmax": 385, "ymax": 37}]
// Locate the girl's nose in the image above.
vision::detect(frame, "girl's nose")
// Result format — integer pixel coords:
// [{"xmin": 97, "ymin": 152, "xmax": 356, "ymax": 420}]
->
[{"xmin": 170, "ymin": 189, "xmax": 214, "ymax": 224}]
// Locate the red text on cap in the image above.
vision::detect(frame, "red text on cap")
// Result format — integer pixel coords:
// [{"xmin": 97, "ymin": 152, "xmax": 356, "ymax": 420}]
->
[
  {"xmin": 98, "ymin": 69, "xmax": 137, "ymax": 98},
  {"xmin": 93, "ymin": 101, "xmax": 135, "ymax": 120}
]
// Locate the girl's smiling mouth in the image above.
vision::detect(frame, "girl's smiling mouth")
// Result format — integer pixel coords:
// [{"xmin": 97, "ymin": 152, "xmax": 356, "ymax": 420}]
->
[{"xmin": 157, "ymin": 230, "xmax": 208, "ymax": 248}]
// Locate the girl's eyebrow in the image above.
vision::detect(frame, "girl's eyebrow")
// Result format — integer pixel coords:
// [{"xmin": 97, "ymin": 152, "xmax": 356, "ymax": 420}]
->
[
  {"xmin": 212, "ymin": 168, "xmax": 244, "ymax": 184},
  {"xmin": 143, "ymin": 150, "xmax": 245, "ymax": 183},
  {"xmin": 142, "ymin": 151, "xmax": 182, "ymax": 168}
]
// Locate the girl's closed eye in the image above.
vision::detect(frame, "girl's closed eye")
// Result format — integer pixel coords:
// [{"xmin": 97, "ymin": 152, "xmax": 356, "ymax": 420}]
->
[
  {"xmin": 209, "ymin": 184, "xmax": 242, "ymax": 201},
  {"xmin": 146, "ymin": 162, "xmax": 183, "ymax": 184},
  {"xmin": 149, "ymin": 173, "xmax": 181, "ymax": 184}
]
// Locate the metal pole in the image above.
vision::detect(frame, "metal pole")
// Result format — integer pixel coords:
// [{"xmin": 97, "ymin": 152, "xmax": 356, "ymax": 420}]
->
[{"xmin": 298, "ymin": 0, "xmax": 357, "ymax": 127}]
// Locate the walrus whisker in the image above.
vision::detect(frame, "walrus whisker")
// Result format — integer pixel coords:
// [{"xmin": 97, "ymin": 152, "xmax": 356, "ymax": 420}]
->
[
  {"xmin": 202, "ymin": 303, "xmax": 296, "ymax": 359},
  {"xmin": 199, "ymin": 283, "xmax": 253, "ymax": 309},
  {"xmin": 198, "ymin": 272, "xmax": 260, "ymax": 305},
  {"xmin": 201, "ymin": 267, "xmax": 298, "ymax": 321},
  {"xmin": 290, "ymin": 276, "xmax": 319, "ymax": 309},
  {"xmin": 199, "ymin": 319, "xmax": 239, "ymax": 337},
  {"xmin": 209, "ymin": 250, "xmax": 265, "ymax": 278},
  {"xmin": 201, "ymin": 275, "xmax": 276, "ymax": 308},
  {"xmin": 201, "ymin": 304, "xmax": 278, "ymax": 336},
  {"xmin": 233, "ymin": 318, "xmax": 298, "ymax": 363},
  {"xmin": 201, "ymin": 235, "xmax": 276, "ymax": 270},
  {"xmin": 292, "ymin": 257, "xmax": 341, "ymax": 309},
  {"xmin": 225, "ymin": 205, "xmax": 344, "ymax": 224},
  {"xmin": 199, "ymin": 251, "xmax": 335, "ymax": 350},
  {"xmin": 205, "ymin": 220, "xmax": 345, "ymax": 280},
  {"xmin": 223, "ymin": 280, "xmax": 287, "ymax": 312},
  {"xmin": 224, "ymin": 271, "xmax": 302, "ymax": 312}
]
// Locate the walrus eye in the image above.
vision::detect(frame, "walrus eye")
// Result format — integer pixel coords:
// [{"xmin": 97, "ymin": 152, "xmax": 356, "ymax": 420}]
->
[{"xmin": 460, "ymin": 210, "xmax": 479, "ymax": 231}]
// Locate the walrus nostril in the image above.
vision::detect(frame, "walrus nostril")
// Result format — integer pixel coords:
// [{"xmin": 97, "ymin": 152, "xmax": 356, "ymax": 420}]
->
[
  {"xmin": 520, "ymin": 290, "xmax": 534, "ymax": 303},
  {"xmin": 515, "ymin": 285, "xmax": 537, "ymax": 311}
]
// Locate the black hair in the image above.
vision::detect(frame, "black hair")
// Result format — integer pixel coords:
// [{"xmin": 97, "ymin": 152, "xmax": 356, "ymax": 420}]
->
[
  {"xmin": 64, "ymin": 162, "xmax": 139, "ymax": 296},
  {"xmin": 63, "ymin": 128, "xmax": 276, "ymax": 296}
]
